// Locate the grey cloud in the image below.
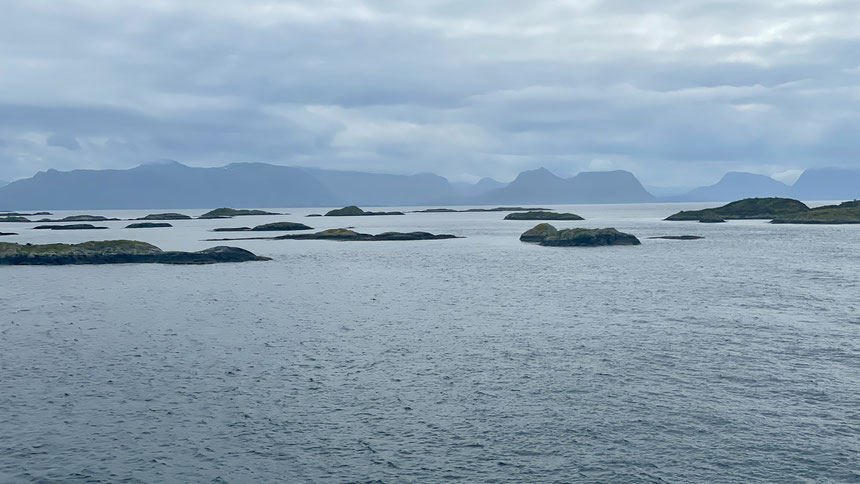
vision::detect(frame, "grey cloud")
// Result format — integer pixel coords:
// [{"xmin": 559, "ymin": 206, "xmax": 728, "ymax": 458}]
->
[{"xmin": 1, "ymin": 0, "xmax": 859, "ymax": 185}]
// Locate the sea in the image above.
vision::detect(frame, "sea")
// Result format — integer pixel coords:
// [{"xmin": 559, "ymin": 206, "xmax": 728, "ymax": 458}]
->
[{"xmin": 1, "ymin": 202, "xmax": 858, "ymax": 483}]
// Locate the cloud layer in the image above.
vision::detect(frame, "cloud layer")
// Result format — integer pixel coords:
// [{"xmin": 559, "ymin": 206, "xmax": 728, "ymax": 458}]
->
[{"xmin": 1, "ymin": 0, "xmax": 859, "ymax": 186}]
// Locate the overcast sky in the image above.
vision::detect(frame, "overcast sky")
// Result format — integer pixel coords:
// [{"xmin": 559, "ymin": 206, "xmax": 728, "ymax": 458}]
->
[{"xmin": 1, "ymin": 0, "xmax": 859, "ymax": 186}]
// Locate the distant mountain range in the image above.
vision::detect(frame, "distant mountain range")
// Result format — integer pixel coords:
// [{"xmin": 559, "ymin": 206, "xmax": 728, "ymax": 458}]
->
[
  {"xmin": 665, "ymin": 172, "xmax": 790, "ymax": 202},
  {"xmin": 478, "ymin": 168, "xmax": 654, "ymax": 204},
  {"xmin": 0, "ymin": 161, "xmax": 857, "ymax": 210}
]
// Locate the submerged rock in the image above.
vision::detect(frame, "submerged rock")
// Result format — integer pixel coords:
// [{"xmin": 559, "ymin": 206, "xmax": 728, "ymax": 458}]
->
[
  {"xmin": 126, "ymin": 222, "xmax": 173, "ymax": 229},
  {"xmin": 505, "ymin": 211, "xmax": 584, "ymax": 221},
  {"xmin": 136, "ymin": 213, "xmax": 192, "ymax": 220},
  {"xmin": 33, "ymin": 224, "xmax": 108, "ymax": 230},
  {"xmin": 212, "ymin": 227, "xmax": 252, "ymax": 232},
  {"xmin": 521, "ymin": 224, "xmax": 640, "ymax": 246},
  {"xmin": 324, "ymin": 206, "xmax": 405, "ymax": 216},
  {"xmin": 647, "ymin": 235, "xmax": 705, "ymax": 240},
  {"xmin": 666, "ymin": 197, "xmax": 808, "ymax": 221},
  {"xmin": 0, "ymin": 240, "xmax": 270, "ymax": 265},
  {"xmin": 199, "ymin": 208, "xmax": 281, "ymax": 219}
]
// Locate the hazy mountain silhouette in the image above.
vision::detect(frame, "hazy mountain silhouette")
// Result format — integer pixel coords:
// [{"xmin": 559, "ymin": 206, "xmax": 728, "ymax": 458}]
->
[
  {"xmin": 0, "ymin": 161, "xmax": 334, "ymax": 210},
  {"xmin": 669, "ymin": 172, "xmax": 789, "ymax": 201},
  {"xmin": 300, "ymin": 167, "xmax": 458, "ymax": 206},
  {"xmin": 478, "ymin": 168, "xmax": 655, "ymax": 204},
  {"xmin": 788, "ymin": 168, "xmax": 860, "ymax": 201},
  {"xmin": 0, "ymin": 180, "xmax": 7, "ymax": 188},
  {"xmin": 451, "ymin": 177, "xmax": 507, "ymax": 197}
]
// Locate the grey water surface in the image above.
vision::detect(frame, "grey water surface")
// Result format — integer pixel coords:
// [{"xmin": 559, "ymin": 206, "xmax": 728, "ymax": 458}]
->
[{"xmin": 1, "ymin": 203, "xmax": 858, "ymax": 483}]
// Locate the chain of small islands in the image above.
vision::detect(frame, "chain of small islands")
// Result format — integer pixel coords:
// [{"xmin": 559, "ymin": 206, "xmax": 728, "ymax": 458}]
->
[{"xmin": 1, "ymin": 197, "xmax": 858, "ymax": 265}]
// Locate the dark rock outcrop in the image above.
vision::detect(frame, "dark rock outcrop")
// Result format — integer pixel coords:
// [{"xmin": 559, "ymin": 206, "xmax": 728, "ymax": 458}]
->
[
  {"xmin": 324, "ymin": 206, "xmax": 404, "ymax": 216},
  {"xmin": 699, "ymin": 213, "xmax": 726, "ymax": 223},
  {"xmin": 251, "ymin": 222, "xmax": 313, "ymax": 231},
  {"xmin": 519, "ymin": 223, "xmax": 558, "ymax": 242},
  {"xmin": 199, "ymin": 208, "xmax": 280, "ymax": 219},
  {"xmin": 665, "ymin": 198, "xmax": 809, "ymax": 221},
  {"xmin": 0, "ymin": 232, "xmax": 16, "ymax": 236},
  {"xmin": 137, "ymin": 213, "xmax": 192, "ymax": 220},
  {"xmin": 520, "ymin": 224, "xmax": 640, "ymax": 246},
  {"xmin": 0, "ymin": 240, "xmax": 270, "ymax": 265},
  {"xmin": 126, "ymin": 222, "xmax": 173, "ymax": 229},
  {"xmin": 505, "ymin": 211, "xmax": 584, "ymax": 221},
  {"xmin": 33, "ymin": 224, "xmax": 108, "ymax": 230}
]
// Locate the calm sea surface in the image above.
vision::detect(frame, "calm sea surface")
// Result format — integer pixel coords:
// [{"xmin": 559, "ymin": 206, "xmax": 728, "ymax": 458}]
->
[{"xmin": 1, "ymin": 203, "xmax": 858, "ymax": 483}]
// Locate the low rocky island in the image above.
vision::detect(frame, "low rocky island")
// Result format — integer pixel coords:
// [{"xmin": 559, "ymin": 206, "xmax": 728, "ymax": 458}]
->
[
  {"xmin": 0, "ymin": 216, "xmax": 30, "ymax": 223},
  {"xmin": 36, "ymin": 215, "xmax": 120, "ymax": 222},
  {"xmin": 126, "ymin": 222, "xmax": 172, "ymax": 229},
  {"xmin": 0, "ymin": 212, "xmax": 51, "ymax": 216},
  {"xmin": 324, "ymin": 206, "xmax": 405, "ymax": 216},
  {"xmin": 212, "ymin": 221, "xmax": 313, "ymax": 232},
  {"xmin": 665, "ymin": 197, "xmax": 809, "ymax": 221},
  {"xmin": 771, "ymin": 200, "xmax": 860, "ymax": 224},
  {"xmin": 0, "ymin": 240, "xmax": 270, "ymax": 265},
  {"xmin": 136, "ymin": 213, "xmax": 192, "ymax": 220},
  {"xmin": 0, "ymin": 232, "xmax": 16, "ymax": 236},
  {"xmin": 665, "ymin": 197, "xmax": 860, "ymax": 224},
  {"xmin": 199, "ymin": 208, "xmax": 281, "ymax": 219},
  {"xmin": 207, "ymin": 228, "xmax": 460, "ymax": 242},
  {"xmin": 520, "ymin": 224, "xmax": 640, "ymax": 246},
  {"xmin": 414, "ymin": 207, "xmax": 550, "ymax": 213},
  {"xmin": 504, "ymin": 211, "xmax": 584, "ymax": 221},
  {"xmin": 33, "ymin": 224, "xmax": 108, "ymax": 230}
]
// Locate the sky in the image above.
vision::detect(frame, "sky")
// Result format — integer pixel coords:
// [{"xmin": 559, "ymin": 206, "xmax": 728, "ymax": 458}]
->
[{"xmin": 1, "ymin": 0, "xmax": 859, "ymax": 187}]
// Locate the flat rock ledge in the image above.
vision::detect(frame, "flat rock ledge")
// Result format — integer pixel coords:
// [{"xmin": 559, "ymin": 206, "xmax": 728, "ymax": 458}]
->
[
  {"xmin": 212, "ymin": 222, "xmax": 313, "ymax": 232},
  {"xmin": 33, "ymin": 224, "xmax": 108, "ymax": 230},
  {"xmin": 504, "ymin": 211, "xmax": 584, "ymax": 221},
  {"xmin": 647, "ymin": 235, "xmax": 704, "ymax": 240},
  {"xmin": 126, "ymin": 222, "xmax": 173, "ymax": 229},
  {"xmin": 207, "ymin": 228, "xmax": 460, "ymax": 242},
  {"xmin": 521, "ymin": 224, "xmax": 640, "ymax": 247},
  {"xmin": 0, "ymin": 241, "xmax": 270, "ymax": 265}
]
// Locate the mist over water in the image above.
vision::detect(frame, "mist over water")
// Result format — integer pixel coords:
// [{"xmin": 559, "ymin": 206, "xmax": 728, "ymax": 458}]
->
[{"xmin": 1, "ymin": 204, "xmax": 858, "ymax": 482}]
